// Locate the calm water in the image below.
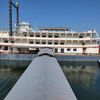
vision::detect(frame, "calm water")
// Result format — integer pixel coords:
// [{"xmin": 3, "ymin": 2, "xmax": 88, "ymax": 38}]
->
[
  {"xmin": 0, "ymin": 60, "xmax": 100, "ymax": 100},
  {"xmin": 60, "ymin": 61, "xmax": 100, "ymax": 100}
]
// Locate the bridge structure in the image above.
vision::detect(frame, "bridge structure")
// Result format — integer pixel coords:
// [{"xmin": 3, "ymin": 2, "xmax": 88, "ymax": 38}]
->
[{"xmin": 5, "ymin": 48, "xmax": 77, "ymax": 100}]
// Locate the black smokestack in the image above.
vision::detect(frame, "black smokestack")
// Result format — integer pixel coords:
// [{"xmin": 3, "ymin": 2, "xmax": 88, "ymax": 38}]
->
[
  {"xmin": 16, "ymin": 1, "xmax": 19, "ymax": 31},
  {"xmin": 9, "ymin": 0, "xmax": 12, "ymax": 36}
]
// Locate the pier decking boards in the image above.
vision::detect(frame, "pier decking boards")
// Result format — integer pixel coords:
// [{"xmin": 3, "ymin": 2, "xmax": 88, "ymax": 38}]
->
[{"xmin": 5, "ymin": 48, "xmax": 77, "ymax": 100}]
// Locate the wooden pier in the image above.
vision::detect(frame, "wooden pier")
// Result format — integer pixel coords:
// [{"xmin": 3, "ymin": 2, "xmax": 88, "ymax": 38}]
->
[{"xmin": 5, "ymin": 48, "xmax": 77, "ymax": 100}]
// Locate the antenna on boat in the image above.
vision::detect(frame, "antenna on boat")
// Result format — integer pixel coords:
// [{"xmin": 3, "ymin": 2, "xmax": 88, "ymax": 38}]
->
[{"xmin": 34, "ymin": 22, "xmax": 38, "ymax": 31}]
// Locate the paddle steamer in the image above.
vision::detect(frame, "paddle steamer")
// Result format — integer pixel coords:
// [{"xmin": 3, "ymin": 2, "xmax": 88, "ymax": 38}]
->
[{"xmin": 0, "ymin": 22, "xmax": 99, "ymax": 55}]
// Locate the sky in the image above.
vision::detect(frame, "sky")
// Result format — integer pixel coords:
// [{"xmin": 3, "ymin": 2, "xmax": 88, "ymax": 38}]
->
[{"xmin": 0, "ymin": 0, "xmax": 100, "ymax": 33}]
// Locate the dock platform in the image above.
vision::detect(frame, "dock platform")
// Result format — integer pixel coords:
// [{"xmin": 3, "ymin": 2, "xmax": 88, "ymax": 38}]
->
[{"xmin": 5, "ymin": 48, "xmax": 77, "ymax": 100}]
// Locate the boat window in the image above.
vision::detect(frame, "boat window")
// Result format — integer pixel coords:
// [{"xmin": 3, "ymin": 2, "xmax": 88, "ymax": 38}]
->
[
  {"xmin": 48, "ymin": 42, "xmax": 52, "ymax": 44},
  {"xmin": 54, "ymin": 41, "xmax": 58, "ymax": 45},
  {"xmin": 73, "ymin": 48, "xmax": 77, "ymax": 51},
  {"xmin": 42, "ymin": 42, "xmax": 46, "ymax": 44},
  {"xmin": 42, "ymin": 35, "xmax": 46, "ymax": 37},
  {"xmin": 4, "ymin": 40, "xmax": 8, "ymax": 43},
  {"xmin": 73, "ymin": 34, "xmax": 78, "ymax": 38},
  {"xmin": 67, "ymin": 48, "xmax": 70, "ymax": 51},
  {"xmin": 60, "ymin": 42, "xmax": 64, "ymax": 45},
  {"xmin": 67, "ymin": 34, "xmax": 72, "ymax": 38},
  {"xmin": 30, "ymin": 41, "xmax": 33, "ymax": 44},
  {"xmin": 79, "ymin": 35, "xmax": 83, "ymax": 38},
  {"xmin": 30, "ymin": 35, "xmax": 34, "ymax": 37},
  {"xmin": 4, "ymin": 46, "xmax": 8, "ymax": 50},
  {"xmin": 36, "ymin": 42, "xmax": 40, "ymax": 44},
  {"xmin": 60, "ymin": 33, "xmax": 65, "ymax": 37},
  {"xmin": 82, "ymin": 42, "xmax": 85, "ymax": 45},
  {"xmin": 23, "ymin": 32, "xmax": 27, "ymax": 37},
  {"xmin": 55, "ymin": 48, "xmax": 58, "ymax": 53},
  {"xmin": 61, "ymin": 48, "xmax": 64, "ymax": 53},
  {"xmin": 11, "ymin": 41, "xmax": 14, "ymax": 43},
  {"xmin": 67, "ymin": 41, "xmax": 71, "ymax": 44},
  {"xmin": 48, "ymin": 34, "xmax": 52, "ymax": 38},
  {"xmin": 36, "ymin": 35, "xmax": 40, "ymax": 37},
  {"xmin": 86, "ymin": 33, "xmax": 91, "ymax": 37},
  {"xmin": 54, "ymin": 35, "xmax": 59, "ymax": 38},
  {"xmin": 92, "ymin": 33, "xmax": 97, "ymax": 38},
  {"xmin": 42, "ymin": 33, "xmax": 46, "ymax": 37}
]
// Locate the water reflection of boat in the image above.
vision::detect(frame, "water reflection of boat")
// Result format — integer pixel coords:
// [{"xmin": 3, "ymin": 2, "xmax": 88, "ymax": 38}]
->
[
  {"xmin": 59, "ymin": 61, "xmax": 98, "ymax": 67},
  {"xmin": 62, "ymin": 65, "xmax": 97, "ymax": 74},
  {"xmin": 0, "ymin": 68, "xmax": 11, "ymax": 72},
  {"xmin": 61, "ymin": 65, "xmax": 98, "ymax": 88},
  {"xmin": 81, "ymin": 66, "xmax": 85, "ymax": 69}
]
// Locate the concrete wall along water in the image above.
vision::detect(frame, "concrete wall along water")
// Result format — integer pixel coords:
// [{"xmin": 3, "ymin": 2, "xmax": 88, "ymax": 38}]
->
[{"xmin": 0, "ymin": 54, "xmax": 100, "ymax": 61}]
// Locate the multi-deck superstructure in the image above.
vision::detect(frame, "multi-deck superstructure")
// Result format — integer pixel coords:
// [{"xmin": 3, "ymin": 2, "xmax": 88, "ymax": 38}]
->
[{"xmin": 0, "ymin": 22, "xmax": 99, "ymax": 55}]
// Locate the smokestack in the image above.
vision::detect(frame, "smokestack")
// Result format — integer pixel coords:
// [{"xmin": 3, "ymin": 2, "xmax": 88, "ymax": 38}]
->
[
  {"xmin": 9, "ymin": 0, "xmax": 12, "ymax": 36},
  {"xmin": 16, "ymin": 1, "xmax": 19, "ymax": 31}
]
